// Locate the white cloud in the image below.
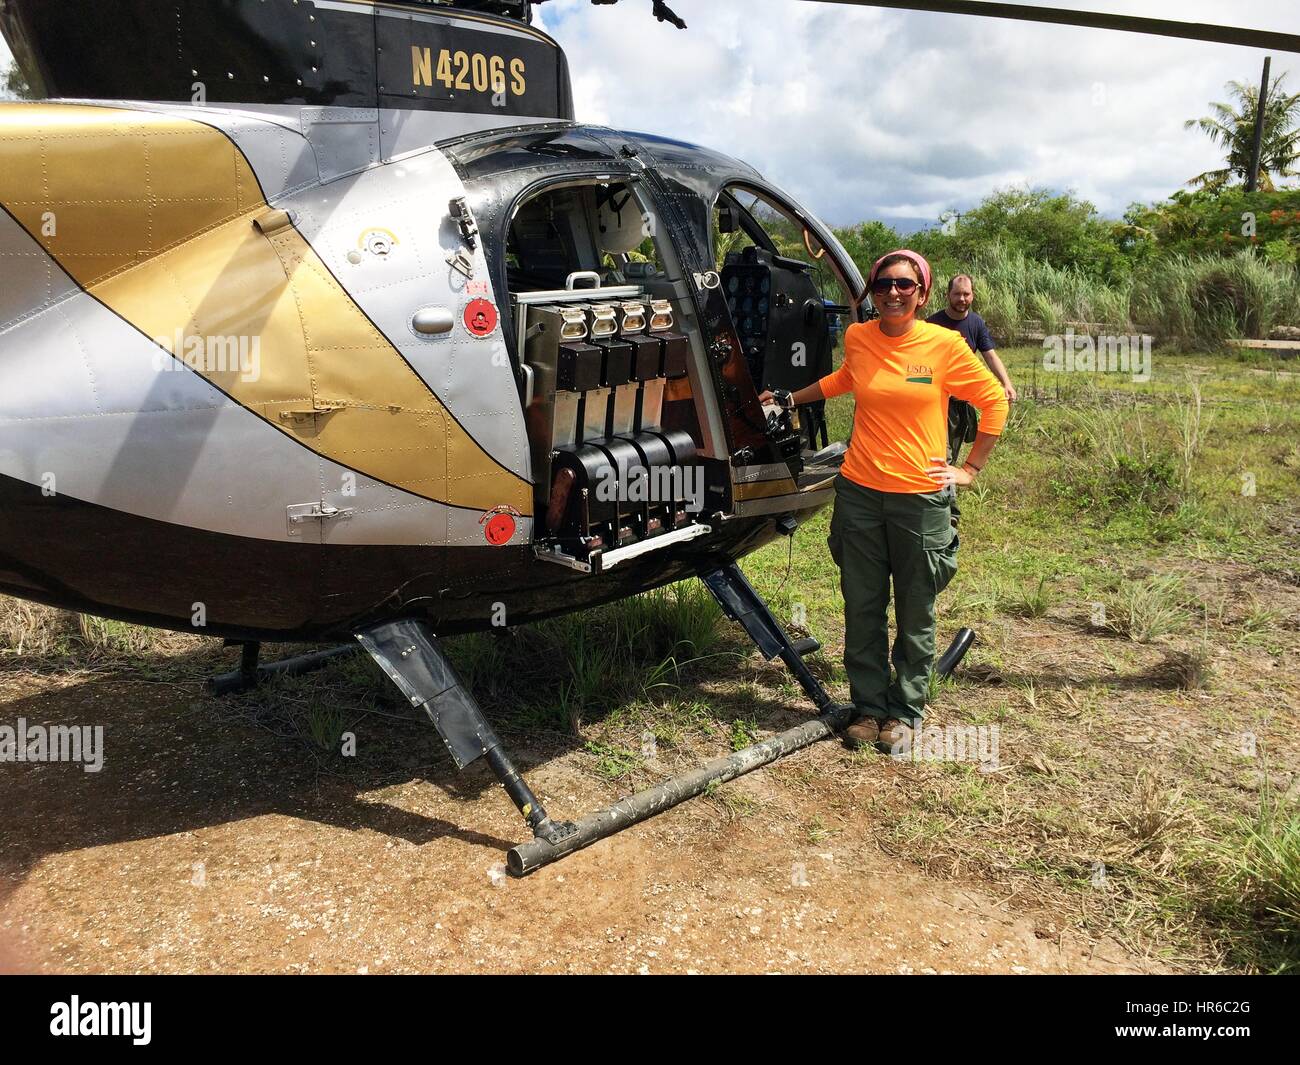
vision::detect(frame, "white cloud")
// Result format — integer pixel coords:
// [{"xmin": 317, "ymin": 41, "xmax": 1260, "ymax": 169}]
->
[{"xmin": 536, "ymin": 0, "xmax": 1299, "ymax": 230}]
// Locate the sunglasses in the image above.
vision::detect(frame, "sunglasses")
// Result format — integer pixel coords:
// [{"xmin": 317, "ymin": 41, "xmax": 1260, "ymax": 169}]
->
[{"xmin": 871, "ymin": 277, "xmax": 920, "ymax": 296}]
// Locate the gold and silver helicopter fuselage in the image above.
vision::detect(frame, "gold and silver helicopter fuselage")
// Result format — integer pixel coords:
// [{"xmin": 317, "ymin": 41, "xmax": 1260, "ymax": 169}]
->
[{"xmin": 0, "ymin": 0, "xmax": 859, "ymax": 644}]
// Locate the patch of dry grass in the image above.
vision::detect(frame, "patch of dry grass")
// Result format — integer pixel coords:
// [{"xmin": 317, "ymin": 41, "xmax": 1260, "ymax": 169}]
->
[
  {"xmin": 1144, "ymin": 648, "xmax": 1213, "ymax": 691},
  {"xmin": 0, "ymin": 594, "xmax": 213, "ymax": 666}
]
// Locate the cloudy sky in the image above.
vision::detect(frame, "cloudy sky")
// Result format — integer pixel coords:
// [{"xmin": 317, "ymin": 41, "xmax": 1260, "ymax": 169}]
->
[
  {"xmin": 2, "ymin": 1, "xmax": 1294, "ymax": 232},
  {"xmin": 533, "ymin": 0, "xmax": 1298, "ymax": 230}
]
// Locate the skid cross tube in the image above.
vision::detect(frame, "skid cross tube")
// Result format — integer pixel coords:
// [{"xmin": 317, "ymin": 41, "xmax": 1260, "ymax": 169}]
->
[
  {"xmin": 208, "ymin": 642, "xmax": 361, "ymax": 695},
  {"xmin": 508, "ymin": 702, "xmax": 854, "ymax": 875}
]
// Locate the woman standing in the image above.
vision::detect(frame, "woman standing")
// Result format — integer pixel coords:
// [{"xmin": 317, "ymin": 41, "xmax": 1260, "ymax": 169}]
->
[{"xmin": 763, "ymin": 250, "xmax": 1008, "ymax": 750}]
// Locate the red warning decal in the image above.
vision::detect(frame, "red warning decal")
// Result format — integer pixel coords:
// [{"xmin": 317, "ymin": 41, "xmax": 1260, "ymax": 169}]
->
[
  {"xmin": 464, "ymin": 298, "xmax": 498, "ymax": 338},
  {"xmin": 480, "ymin": 504, "xmax": 521, "ymax": 546}
]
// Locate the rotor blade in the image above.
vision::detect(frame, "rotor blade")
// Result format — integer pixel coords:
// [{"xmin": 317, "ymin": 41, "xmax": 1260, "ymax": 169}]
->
[
  {"xmin": 547, "ymin": 1, "xmax": 1298, "ymax": 51},
  {"xmin": 809, "ymin": 1, "xmax": 1300, "ymax": 53}
]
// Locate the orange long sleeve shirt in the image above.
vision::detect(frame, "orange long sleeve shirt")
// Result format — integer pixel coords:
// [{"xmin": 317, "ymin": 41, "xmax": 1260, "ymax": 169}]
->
[{"xmin": 818, "ymin": 320, "xmax": 1009, "ymax": 494}]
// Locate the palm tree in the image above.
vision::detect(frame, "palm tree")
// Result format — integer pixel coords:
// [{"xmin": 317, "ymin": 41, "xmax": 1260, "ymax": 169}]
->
[{"xmin": 1184, "ymin": 72, "xmax": 1300, "ymax": 191}]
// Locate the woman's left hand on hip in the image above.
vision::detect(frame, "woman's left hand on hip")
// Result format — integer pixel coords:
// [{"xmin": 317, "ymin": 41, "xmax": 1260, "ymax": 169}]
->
[{"xmin": 927, "ymin": 458, "xmax": 974, "ymax": 489}]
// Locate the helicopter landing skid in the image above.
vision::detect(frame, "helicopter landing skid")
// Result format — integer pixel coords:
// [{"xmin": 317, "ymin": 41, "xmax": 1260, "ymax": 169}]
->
[
  {"xmin": 507, "ymin": 562, "xmax": 855, "ymax": 875},
  {"xmin": 506, "ymin": 562, "xmax": 978, "ymax": 876},
  {"xmin": 354, "ymin": 619, "xmax": 577, "ymax": 847},
  {"xmin": 207, "ymin": 641, "xmax": 362, "ymax": 696}
]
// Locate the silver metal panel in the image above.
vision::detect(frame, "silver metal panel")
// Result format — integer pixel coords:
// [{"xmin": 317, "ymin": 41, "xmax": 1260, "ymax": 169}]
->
[
  {"xmin": 553, "ymin": 391, "xmax": 580, "ymax": 449},
  {"xmin": 299, "ymin": 107, "xmax": 382, "ymax": 183},
  {"xmin": 0, "ymin": 315, "xmax": 223, "ymax": 424},
  {"xmin": 379, "ymin": 109, "xmax": 559, "ymax": 160},
  {"xmin": 583, "ymin": 388, "xmax": 611, "ymax": 442},
  {"xmin": 0, "ymin": 226, "xmax": 487, "ymax": 546},
  {"xmin": 611, "ymin": 385, "xmax": 637, "ymax": 436},
  {"xmin": 639, "ymin": 379, "xmax": 665, "ymax": 431},
  {"xmin": 193, "ymin": 107, "xmax": 323, "ymax": 200},
  {"xmin": 0, "ymin": 211, "xmax": 80, "ymax": 334},
  {"xmin": 191, "ymin": 104, "xmax": 559, "ymax": 173},
  {"xmin": 73, "ymin": 101, "xmax": 322, "ymax": 203},
  {"xmin": 275, "ymin": 146, "xmax": 532, "ymax": 483}
]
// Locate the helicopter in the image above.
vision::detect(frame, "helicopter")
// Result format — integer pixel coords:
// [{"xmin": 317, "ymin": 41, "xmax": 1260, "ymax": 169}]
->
[{"xmin": 0, "ymin": 0, "xmax": 1295, "ymax": 876}]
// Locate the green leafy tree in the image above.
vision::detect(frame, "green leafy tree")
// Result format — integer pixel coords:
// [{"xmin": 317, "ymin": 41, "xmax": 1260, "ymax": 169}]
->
[
  {"xmin": 1184, "ymin": 73, "xmax": 1300, "ymax": 192},
  {"xmin": 2, "ymin": 60, "xmax": 37, "ymax": 100},
  {"xmin": 900, "ymin": 222, "xmax": 955, "ymax": 264},
  {"xmin": 943, "ymin": 186, "xmax": 1129, "ymax": 281},
  {"xmin": 832, "ymin": 219, "xmax": 903, "ymax": 272},
  {"xmin": 1125, "ymin": 187, "xmax": 1300, "ymax": 259}
]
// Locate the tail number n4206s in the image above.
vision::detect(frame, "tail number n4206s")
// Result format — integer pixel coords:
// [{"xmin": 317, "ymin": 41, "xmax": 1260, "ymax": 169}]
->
[{"xmin": 413, "ymin": 47, "xmax": 526, "ymax": 97}]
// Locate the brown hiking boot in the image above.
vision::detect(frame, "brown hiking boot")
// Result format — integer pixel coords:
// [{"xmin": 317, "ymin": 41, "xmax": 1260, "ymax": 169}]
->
[
  {"xmin": 877, "ymin": 718, "xmax": 916, "ymax": 753},
  {"xmin": 843, "ymin": 715, "xmax": 881, "ymax": 750}
]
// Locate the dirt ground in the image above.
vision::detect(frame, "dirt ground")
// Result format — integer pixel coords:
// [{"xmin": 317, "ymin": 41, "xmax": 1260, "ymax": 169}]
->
[
  {"xmin": 6, "ymin": 351, "xmax": 1296, "ymax": 974},
  {"xmin": 0, "ymin": 663, "xmax": 1164, "ymax": 975}
]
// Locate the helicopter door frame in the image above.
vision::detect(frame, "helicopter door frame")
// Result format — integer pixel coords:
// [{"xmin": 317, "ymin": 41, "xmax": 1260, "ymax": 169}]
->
[
  {"xmin": 499, "ymin": 171, "xmax": 736, "ymax": 565},
  {"xmin": 499, "ymin": 170, "xmax": 729, "ymax": 448},
  {"xmin": 712, "ymin": 182, "xmax": 866, "ymax": 321}
]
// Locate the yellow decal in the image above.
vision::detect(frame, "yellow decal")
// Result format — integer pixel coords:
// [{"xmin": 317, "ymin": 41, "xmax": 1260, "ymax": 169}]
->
[
  {"xmin": 412, "ymin": 45, "xmax": 433, "ymax": 89},
  {"xmin": 357, "ymin": 227, "xmax": 401, "ymax": 255},
  {"xmin": 412, "ymin": 47, "xmax": 527, "ymax": 98}
]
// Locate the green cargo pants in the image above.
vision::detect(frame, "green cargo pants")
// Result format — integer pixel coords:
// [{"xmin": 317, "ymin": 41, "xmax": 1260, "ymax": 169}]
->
[{"xmin": 827, "ymin": 474, "xmax": 959, "ymax": 725}]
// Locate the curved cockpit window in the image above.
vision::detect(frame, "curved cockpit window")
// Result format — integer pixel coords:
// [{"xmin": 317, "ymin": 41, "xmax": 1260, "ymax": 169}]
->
[{"xmin": 714, "ymin": 187, "xmax": 854, "ymax": 307}]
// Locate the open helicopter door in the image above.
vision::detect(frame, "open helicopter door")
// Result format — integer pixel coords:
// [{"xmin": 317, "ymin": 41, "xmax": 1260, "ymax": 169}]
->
[
  {"xmin": 505, "ymin": 178, "xmax": 723, "ymax": 574},
  {"xmin": 506, "ymin": 171, "xmax": 864, "ymax": 558},
  {"xmin": 709, "ymin": 184, "xmax": 862, "ymax": 519}
]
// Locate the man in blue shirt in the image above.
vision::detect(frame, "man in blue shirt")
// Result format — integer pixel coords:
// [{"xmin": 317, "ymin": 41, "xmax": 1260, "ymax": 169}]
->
[
  {"xmin": 926, "ymin": 275, "xmax": 1016, "ymax": 526},
  {"xmin": 927, "ymin": 274, "xmax": 1016, "ymax": 467}
]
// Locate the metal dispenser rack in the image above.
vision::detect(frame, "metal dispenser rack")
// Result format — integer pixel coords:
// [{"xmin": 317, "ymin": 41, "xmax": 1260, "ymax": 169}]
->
[{"xmin": 517, "ymin": 282, "xmax": 708, "ymax": 574}]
